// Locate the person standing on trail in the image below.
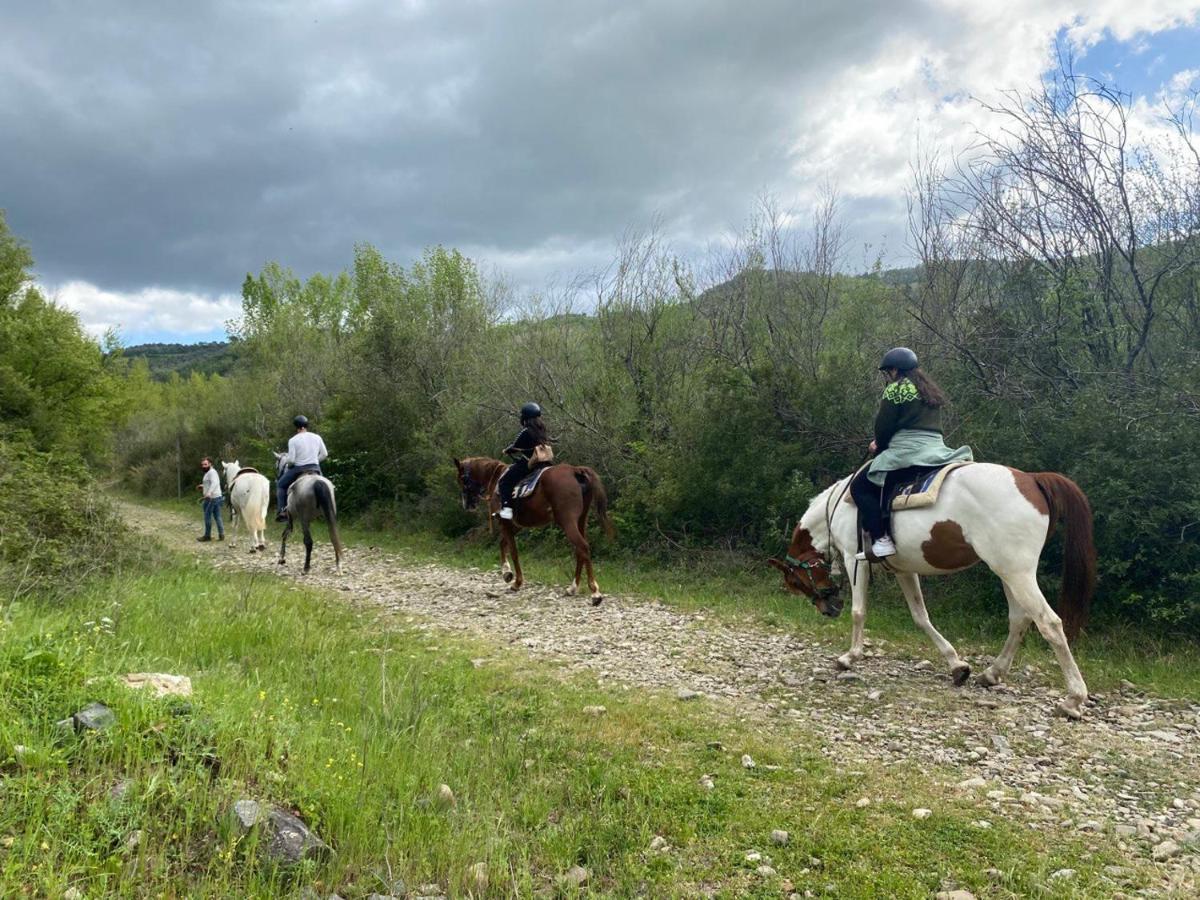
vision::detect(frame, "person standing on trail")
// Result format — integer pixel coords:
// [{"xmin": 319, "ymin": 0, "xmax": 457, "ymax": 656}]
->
[
  {"xmin": 496, "ymin": 402, "xmax": 552, "ymax": 521},
  {"xmin": 275, "ymin": 415, "xmax": 328, "ymax": 522},
  {"xmin": 196, "ymin": 457, "xmax": 225, "ymax": 542}
]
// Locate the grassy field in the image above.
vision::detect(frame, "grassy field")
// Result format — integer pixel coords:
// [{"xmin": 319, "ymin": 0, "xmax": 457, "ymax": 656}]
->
[{"xmin": 0, "ymin": 537, "xmax": 1150, "ymax": 897}]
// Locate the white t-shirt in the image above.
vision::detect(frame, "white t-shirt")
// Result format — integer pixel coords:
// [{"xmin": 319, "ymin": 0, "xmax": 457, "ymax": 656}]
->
[
  {"xmin": 202, "ymin": 468, "xmax": 222, "ymax": 499},
  {"xmin": 285, "ymin": 431, "xmax": 329, "ymax": 468}
]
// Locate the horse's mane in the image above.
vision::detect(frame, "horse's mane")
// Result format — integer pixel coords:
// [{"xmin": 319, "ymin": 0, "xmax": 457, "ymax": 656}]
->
[{"xmin": 462, "ymin": 456, "xmax": 508, "ymax": 490}]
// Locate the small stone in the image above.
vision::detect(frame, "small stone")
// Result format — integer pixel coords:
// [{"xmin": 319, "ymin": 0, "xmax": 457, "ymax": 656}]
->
[
  {"xmin": 756, "ymin": 865, "xmax": 778, "ymax": 877},
  {"xmin": 989, "ymin": 734, "xmax": 1011, "ymax": 753},
  {"xmin": 957, "ymin": 777, "xmax": 986, "ymax": 790},
  {"xmin": 231, "ymin": 799, "xmax": 266, "ymax": 832},
  {"xmin": 676, "ymin": 688, "xmax": 702, "ymax": 701},
  {"xmin": 63, "ymin": 889, "xmax": 83, "ymax": 900},
  {"xmin": 974, "ymin": 820, "xmax": 992, "ymax": 829},
  {"xmin": 1049, "ymin": 868, "xmax": 1076, "ymax": 881},
  {"xmin": 1077, "ymin": 820, "xmax": 1102, "ymax": 832},
  {"xmin": 706, "ymin": 741, "xmax": 724, "ymax": 751},
  {"xmin": 649, "ymin": 835, "xmax": 670, "ymax": 852},
  {"xmin": 74, "ymin": 702, "xmax": 116, "ymax": 731},
  {"xmin": 468, "ymin": 861, "xmax": 489, "ymax": 893},
  {"xmin": 741, "ymin": 754, "xmax": 756, "ymax": 769},
  {"xmin": 1114, "ymin": 824, "xmax": 1137, "ymax": 837},
  {"xmin": 836, "ymin": 671, "xmax": 864, "ymax": 683},
  {"xmin": 1152, "ymin": 840, "xmax": 1181, "ymax": 861},
  {"xmin": 912, "ymin": 808, "xmax": 933, "ymax": 820},
  {"xmin": 119, "ymin": 672, "xmax": 192, "ymax": 697},
  {"xmin": 745, "ymin": 851, "xmax": 762, "ymax": 862},
  {"xmin": 866, "ymin": 689, "xmax": 883, "ymax": 701},
  {"xmin": 935, "ymin": 891, "xmax": 976, "ymax": 900},
  {"xmin": 770, "ymin": 829, "xmax": 790, "ymax": 846},
  {"xmin": 986, "ymin": 790, "xmax": 1005, "ymax": 801},
  {"xmin": 264, "ymin": 808, "xmax": 331, "ymax": 864},
  {"xmin": 855, "ymin": 797, "xmax": 871, "ymax": 808},
  {"xmin": 563, "ymin": 865, "xmax": 589, "ymax": 887},
  {"xmin": 985, "ymin": 868, "xmax": 1001, "ymax": 880},
  {"xmin": 914, "ymin": 660, "xmax": 934, "ymax": 670},
  {"xmin": 699, "ymin": 775, "xmax": 715, "ymax": 791},
  {"xmin": 582, "ymin": 705, "xmax": 607, "ymax": 716},
  {"xmin": 437, "ymin": 783, "xmax": 456, "ymax": 807},
  {"xmin": 389, "ymin": 878, "xmax": 408, "ymax": 896},
  {"xmin": 125, "ymin": 829, "xmax": 143, "ymax": 851}
]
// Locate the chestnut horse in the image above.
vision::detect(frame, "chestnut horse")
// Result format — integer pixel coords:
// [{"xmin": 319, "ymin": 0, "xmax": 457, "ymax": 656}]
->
[
  {"xmin": 454, "ymin": 457, "xmax": 614, "ymax": 604},
  {"xmin": 769, "ymin": 463, "xmax": 1096, "ymax": 718}
]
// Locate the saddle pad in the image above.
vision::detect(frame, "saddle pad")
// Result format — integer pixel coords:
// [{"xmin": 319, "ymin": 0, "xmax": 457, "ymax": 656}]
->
[
  {"xmin": 890, "ymin": 461, "xmax": 972, "ymax": 511},
  {"xmin": 513, "ymin": 465, "xmax": 549, "ymax": 500}
]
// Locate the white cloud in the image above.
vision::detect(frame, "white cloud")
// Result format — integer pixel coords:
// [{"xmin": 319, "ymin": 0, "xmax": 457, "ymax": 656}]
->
[{"xmin": 46, "ymin": 280, "xmax": 242, "ymax": 342}]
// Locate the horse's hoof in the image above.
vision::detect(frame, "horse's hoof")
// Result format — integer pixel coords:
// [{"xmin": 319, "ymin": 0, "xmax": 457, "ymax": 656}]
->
[
  {"xmin": 1056, "ymin": 699, "xmax": 1084, "ymax": 720},
  {"xmin": 590, "ymin": 594, "xmax": 604, "ymax": 607},
  {"xmin": 278, "ymin": 560, "xmax": 286, "ymax": 566},
  {"xmin": 951, "ymin": 664, "xmax": 971, "ymax": 687},
  {"xmin": 565, "ymin": 585, "xmax": 578, "ymax": 597},
  {"xmin": 502, "ymin": 571, "xmax": 514, "ymax": 583},
  {"xmin": 977, "ymin": 670, "xmax": 1001, "ymax": 688},
  {"xmin": 834, "ymin": 655, "xmax": 853, "ymax": 671}
]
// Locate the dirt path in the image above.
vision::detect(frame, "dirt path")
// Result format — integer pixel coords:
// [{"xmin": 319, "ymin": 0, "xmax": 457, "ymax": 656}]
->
[{"xmin": 122, "ymin": 500, "xmax": 1200, "ymax": 884}]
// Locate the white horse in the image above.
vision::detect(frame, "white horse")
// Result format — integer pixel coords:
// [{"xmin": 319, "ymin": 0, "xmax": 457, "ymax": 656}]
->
[
  {"xmin": 220, "ymin": 460, "xmax": 270, "ymax": 552},
  {"xmin": 768, "ymin": 463, "xmax": 1096, "ymax": 718}
]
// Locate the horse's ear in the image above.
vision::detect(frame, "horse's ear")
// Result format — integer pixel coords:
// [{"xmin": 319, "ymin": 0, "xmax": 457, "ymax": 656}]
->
[
  {"xmin": 767, "ymin": 558, "xmax": 788, "ymax": 573},
  {"xmin": 452, "ymin": 457, "xmax": 461, "ymax": 470}
]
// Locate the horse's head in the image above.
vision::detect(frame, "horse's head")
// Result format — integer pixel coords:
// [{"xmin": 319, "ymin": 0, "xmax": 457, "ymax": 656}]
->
[
  {"xmin": 768, "ymin": 520, "xmax": 843, "ymax": 617},
  {"xmin": 273, "ymin": 450, "xmax": 287, "ymax": 477},
  {"xmin": 454, "ymin": 457, "xmax": 486, "ymax": 511},
  {"xmin": 221, "ymin": 460, "xmax": 240, "ymax": 487}
]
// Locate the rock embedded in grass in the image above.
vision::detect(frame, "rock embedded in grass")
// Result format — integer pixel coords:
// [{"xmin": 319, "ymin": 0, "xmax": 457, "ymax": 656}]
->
[
  {"xmin": 563, "ymin": 865, "xmax": 589, "ymax": 887},
  {"xmin": 649, "ymin": 835, "xmax": 670, "ymax": 853},
  {"xmin": 582, "ymin": 705, "xmax": 607, "ymax": 716},
  {"xmin": 912, "ymin": 808, "xmax": 933, "ymax": 820},
  {"xmin": 770, "ymin": 829, "xmax": 789, "ymax": 846},
  {"xmin": 1151, "ymin": 840, "xmax": 1181, "ymax": 861},
  {"xmin": 676, "ymin": 688, "xmax": 702, "ymax": 700},
  {"xmin": 468, "ymin": 861, "xmax": 489, "ymax": 892},
  {"xmin": 227, "ymin": 800, "xmax": 330, "ymax": 865},
  {"xmin": 437, "ymin": 783, "xmax": 456, "ymax": 807},
  {"xmin": 73, "ymin": 702, "xmax": 116, "ymax": 732},
  {"xmin": 935, "ymin": 891, "xmax": 977, "ymax": 900},
  {"xmin": 741, "ymin": 754, "xmax": 755, "ymax": 769}
]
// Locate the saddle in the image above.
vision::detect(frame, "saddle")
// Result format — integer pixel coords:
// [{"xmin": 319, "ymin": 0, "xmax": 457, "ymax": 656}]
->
[
  {"xmin": 888, "ymin": 461, "xmax": 972, "ymax": 511},
  {"xmin": 511, "ymin": 464, "xmax": 550, "ymax": 501}
]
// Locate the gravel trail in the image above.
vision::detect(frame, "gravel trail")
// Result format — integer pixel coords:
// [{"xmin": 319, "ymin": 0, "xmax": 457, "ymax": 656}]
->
[{"xmin": 121, "ymin": 500, "xmax": 1200, "ymax": 887}]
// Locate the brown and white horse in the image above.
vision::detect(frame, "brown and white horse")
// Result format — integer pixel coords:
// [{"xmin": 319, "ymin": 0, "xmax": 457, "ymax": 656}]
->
[
  {"xmin": 769, "ymin": 464, "xmax": 1096, "ymax": 718},
  {"xmin": 454, "ymin": 457, "xmax": 614, "ymax": 603}
]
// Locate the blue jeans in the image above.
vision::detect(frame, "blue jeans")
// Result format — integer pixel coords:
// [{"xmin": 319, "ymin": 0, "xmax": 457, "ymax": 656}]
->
[
  {"xmin": 202, "ymin": 497, "xmax": 225, "ymax": 538},
  {"xmin": 277, "ymin": 464, "xmax": 321, "ymax": 514}
]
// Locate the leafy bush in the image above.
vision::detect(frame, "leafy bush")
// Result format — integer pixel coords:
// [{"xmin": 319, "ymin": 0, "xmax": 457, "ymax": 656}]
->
[{"xmin": 0, "ymin": 437, "xmax": 130, "ymax": 604}]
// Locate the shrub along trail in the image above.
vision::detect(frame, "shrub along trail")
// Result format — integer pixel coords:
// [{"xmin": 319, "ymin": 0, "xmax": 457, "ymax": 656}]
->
[{"xmin": 122, "ymin": 500, "xmax": 1200, "ymax": 891}]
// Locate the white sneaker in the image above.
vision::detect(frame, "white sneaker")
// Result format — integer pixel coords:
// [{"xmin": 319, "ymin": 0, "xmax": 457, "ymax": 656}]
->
[
  {"xmin": 871, "ymin": 535, "xmax": 897, "ymax": 558},
  {"xmin": 498, "ymin": 507, "xmax": 514, "ymax": 521}
]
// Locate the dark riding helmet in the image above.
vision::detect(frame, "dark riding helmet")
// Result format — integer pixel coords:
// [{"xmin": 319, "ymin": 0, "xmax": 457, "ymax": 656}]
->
[
  {"xmin": 519, "ymin": 402, "xmax": 542, "ymax": 422},
  {"xmin": 879, "ymin": 347, "xmax": 919, "ymax": 372},
  {"xmin": 293, "ymin": 415, "xmax": 309, "ymax": 429}
]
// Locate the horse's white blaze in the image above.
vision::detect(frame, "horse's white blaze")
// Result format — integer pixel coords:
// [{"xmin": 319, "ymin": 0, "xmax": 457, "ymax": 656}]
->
[
  {"xmin": 800, "ymin": 462, "xmax": 1088, "ymax": 715},
  {"xmin": 221, "ymin": 461, "xmax": 271, "ymax": 550}
]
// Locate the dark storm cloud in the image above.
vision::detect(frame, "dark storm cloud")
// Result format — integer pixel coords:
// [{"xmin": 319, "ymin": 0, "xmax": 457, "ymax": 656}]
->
[{"xmin": 0, "ymin": 0, "xmax": 910, "ymax": 295}]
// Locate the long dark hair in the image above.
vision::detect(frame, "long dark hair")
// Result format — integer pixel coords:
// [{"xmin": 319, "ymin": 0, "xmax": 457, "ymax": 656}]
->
[
  {"xmin": 907, "ymin": 368, "xmax": 948, "ymax": 408},
  {"xmin": 524, "ymin": 415, "xmax": 550, "ymax": 444}
]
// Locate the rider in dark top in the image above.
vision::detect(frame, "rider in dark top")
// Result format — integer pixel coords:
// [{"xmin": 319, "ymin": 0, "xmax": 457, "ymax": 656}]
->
[{"xmin": 497, "ymin": 402, "xmax": 550, "ymax": 520}]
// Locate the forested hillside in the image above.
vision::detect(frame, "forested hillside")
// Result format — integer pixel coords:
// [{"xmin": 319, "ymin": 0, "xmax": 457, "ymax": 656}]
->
[{"xmin": 121, "ymin": 341, "xmax": 242, "ymax": 380}]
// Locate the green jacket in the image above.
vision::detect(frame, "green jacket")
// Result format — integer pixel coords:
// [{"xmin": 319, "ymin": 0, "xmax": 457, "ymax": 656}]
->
[{"xmin": 873, "ymin": 378, "xmax": 942, "ymax": 450}]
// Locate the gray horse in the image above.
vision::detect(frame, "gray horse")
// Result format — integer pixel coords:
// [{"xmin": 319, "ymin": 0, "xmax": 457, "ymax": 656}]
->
[{"xmin": 273, "ymin": 451, "xmax": 344, "ymax": 574}]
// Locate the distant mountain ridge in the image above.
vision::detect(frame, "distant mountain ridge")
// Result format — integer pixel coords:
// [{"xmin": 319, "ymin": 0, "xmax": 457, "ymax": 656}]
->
[{"xmin": 122, "ymin": 341, "xmax": 241, "ymax": 379}]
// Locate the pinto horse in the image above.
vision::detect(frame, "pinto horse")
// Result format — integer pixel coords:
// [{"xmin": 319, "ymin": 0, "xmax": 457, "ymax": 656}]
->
[
  {"xmin": 454, "ymin": 457, "xmax": 614, "ymax": 604},
  {"xmin": 769, "ymin": 463, "xmax": 1096, "ymax": 718}
]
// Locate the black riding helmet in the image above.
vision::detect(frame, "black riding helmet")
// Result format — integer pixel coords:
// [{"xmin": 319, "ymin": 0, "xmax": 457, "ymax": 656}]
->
[
  {"xmin": 519, "ymin": 402, "xmax": 542, "ymax": 422},
  {"xmin": 879, "ymin": 347, "xmax": 919, "ymax": 372},
  {"xmin": 293, "ymin": 415, "xmax": 309, "ymax": 429}
]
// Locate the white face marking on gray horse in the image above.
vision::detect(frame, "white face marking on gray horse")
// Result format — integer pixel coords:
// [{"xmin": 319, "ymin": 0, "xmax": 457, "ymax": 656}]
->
[{"xmin": 784, "ymin": 463, "xmax": 1092, "ymax": 719}]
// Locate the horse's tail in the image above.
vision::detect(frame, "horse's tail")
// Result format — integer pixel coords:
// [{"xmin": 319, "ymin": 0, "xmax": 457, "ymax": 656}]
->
[
  {"xmin": 1032, "ymin": 472, "xmax": 1096, "ymax": 641},
  {"xmin": 313, "ymin": 479, "xmax": 344, "ymax": 565},
  {"xmin": 576, "ymin": 467, "xmax": 615, "ymax": 539}
]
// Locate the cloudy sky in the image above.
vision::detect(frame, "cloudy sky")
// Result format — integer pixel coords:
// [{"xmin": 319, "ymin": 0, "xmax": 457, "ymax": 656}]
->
[{"xmin": 2, "ymin": 1, "xmax": 1198, "ymax": 343}]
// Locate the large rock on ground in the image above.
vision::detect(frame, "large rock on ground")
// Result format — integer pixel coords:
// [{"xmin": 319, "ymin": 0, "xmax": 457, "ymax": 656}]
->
[
  {"xmin": 119, "ymin": 672, "xmax": 193, "ymax": 697},
  {"xmin": 228, "ymin": 799, "xmax": 331, "ymax": 864}
]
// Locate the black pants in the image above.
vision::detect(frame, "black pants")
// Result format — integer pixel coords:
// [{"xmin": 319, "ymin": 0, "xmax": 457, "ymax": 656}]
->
[
  {"xmin": 497, "ymin": 458, "xmax": 530, "ymax": 506},
  {"xmin": 850, "ymin": 466, "xmax": 911, "ymax": 541}
]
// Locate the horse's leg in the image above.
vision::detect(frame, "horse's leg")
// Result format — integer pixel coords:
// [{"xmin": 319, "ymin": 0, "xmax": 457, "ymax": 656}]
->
[
  {"xmin": 278, "ymin": 517, "xmax": 293, "ymax": 566},
  {"xmin": 302, "ymin": 519, "xmax": 314, "ymax": 574},
  {"xmin": 1000, "ymin": 570, "xmax": 1089, "ymax": 718},
  {"xmin": 836, "ymin": 553, "xmax": 870, "ymax": 670},
  {"xmin": 895, "ymin": 571, "xmax": 970, "ymax": 685},
  {"xmin": 979, "ymin": 582, "xmax": 1032, "ymax": 687},
  {"xmin": 502, "ymin": 523, "xmax": 523, "ymax": 591},
  {"xmin": 556, "ymin": 508, "xmax": 598, "ymax": 603}
]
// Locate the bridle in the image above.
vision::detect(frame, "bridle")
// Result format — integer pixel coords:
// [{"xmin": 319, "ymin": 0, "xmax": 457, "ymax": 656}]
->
[
  {"xmin": 782, "ymin": 551, "xmax": 834, "ymax": 596},
  {"xmin": 458, "ymin": 467, "xmax": 487, "ymax": 508}
]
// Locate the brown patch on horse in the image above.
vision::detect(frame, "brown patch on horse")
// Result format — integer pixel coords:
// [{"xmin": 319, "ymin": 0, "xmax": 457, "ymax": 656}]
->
[
  {"xmin": 921, "ymin": 520, "xmax": 979, "ymax": 571},
  {"xmin": 1007, "ymin": 467, "xmax": 1050, "ymax": 516},
  {"xmin": 787, "ymin": 526, "xmax": 816, "ymax": 558}
]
